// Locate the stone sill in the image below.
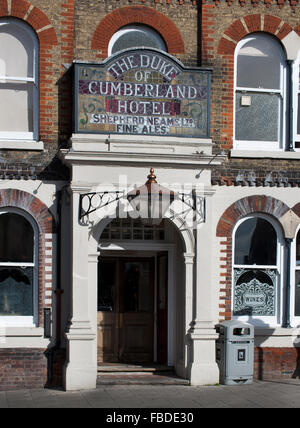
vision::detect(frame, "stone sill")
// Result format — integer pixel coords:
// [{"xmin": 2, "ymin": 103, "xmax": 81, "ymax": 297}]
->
[
  {"xmin": 70, "ymin": 133, "xmax": 213, "ymax": 156},
  {"xmin": 230, "ymin": 149, "xmax": 300, "ymax": 159},
  {"xmin": 3, "ymin": 327, "xmax": 45, "ymax": 337},
  {"xmin": 255, "ymin": 327, "xmax": 299, "ymax": 337},
  {"xmin": 0, "ymin": 140, "xmax": 44, "ymax": 151}
]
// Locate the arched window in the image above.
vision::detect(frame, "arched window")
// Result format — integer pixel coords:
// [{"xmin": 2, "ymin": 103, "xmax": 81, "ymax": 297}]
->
[
  {"xmin": 108, "ymin": 25, "xmax": 167, "ymax": 56},
  {"xmin": 233, "ymin": 215, "xmax": 283, "ymax": 325},
  {"xmin": 0, "ymin": 18, "xmax": 39, "ymax": 141},
  {"xmin": 0, "ymin": 209, "xmax": 38, "ymax": 326},
  {"xmin": 234, "ymin": 33, "xmax": 286, "ymax": 151}
]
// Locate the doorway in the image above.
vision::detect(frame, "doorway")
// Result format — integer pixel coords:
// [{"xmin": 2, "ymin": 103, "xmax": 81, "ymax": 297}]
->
[{"xmin": 97, "ymin": 254, "xmax": 168, "ymax": 365}]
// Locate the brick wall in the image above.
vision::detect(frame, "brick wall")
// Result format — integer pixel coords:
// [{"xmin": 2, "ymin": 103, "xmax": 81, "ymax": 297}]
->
[
  {"xmin": 0, "ymin": 349, "xmax": 48, "ymax": 390},
  {"xmin": 254, "ymin": 347, "xmax": 300, "ymax": 380}
]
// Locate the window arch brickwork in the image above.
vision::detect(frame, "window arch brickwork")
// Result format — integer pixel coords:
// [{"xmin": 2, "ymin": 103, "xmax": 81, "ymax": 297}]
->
[
  {"xmin": 0, "ymin": 188, "xmax": 57, "ymax": 326},
  {"xmin": 91, "ymin": 5, "xmax": 185, "ymax": 59}
]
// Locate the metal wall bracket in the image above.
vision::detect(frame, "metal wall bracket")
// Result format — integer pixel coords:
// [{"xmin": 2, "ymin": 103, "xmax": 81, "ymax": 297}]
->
[
  {"xmin": 79, "ymin": 191, "xmax": 125, "ymax": 219},
  {"xmin": 79, "ymin": 190, "xmax": 205, "ymax": 222}
]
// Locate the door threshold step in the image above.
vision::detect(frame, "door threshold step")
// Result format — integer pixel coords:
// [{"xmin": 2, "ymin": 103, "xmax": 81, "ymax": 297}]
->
[
  {"xmin": 97, "ymin": 373, "xmax": 190, "ymax": 386},
  {"xmin": 97, "ymin": 364, "xmax": 174, "ymax": 373}
]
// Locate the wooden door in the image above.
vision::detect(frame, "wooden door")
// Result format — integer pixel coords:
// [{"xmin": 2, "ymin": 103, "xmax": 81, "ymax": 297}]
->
[
  {"xmin": 97, "ymin": 257, "xmax": 155, "ymax": 364},
  {"xmin": 157, "ymin": 252, "xmax": 168, "ymax": 364},
  {"xmin": 97, "ymin": 259, "xmax": 119, "ymax": 363}
]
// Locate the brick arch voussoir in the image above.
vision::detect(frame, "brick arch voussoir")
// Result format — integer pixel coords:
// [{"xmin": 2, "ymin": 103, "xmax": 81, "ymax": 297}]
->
[
  {"xmin": 91, "ymin": 5, "xmax": 185, "ymax": 58},
  {"xmin": 0, "ymin": 189, "xmax": 56, "ymax": 234},
  {"xmin": 216, "ymin": 195, "xmax": 290, "ymax": 238},
  {"xmin": 0, "ymin": 0, "xmax": 58, "ymax": 46},
  {"xmin": 217, "ymin": 14, "xmax": 292, "ymax": 56}
]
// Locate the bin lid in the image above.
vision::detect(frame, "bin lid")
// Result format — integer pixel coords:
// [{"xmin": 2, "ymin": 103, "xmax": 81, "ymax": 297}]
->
[{"xmin": 216, "ymin": 320, "xmax": 254, "ymax": 339}]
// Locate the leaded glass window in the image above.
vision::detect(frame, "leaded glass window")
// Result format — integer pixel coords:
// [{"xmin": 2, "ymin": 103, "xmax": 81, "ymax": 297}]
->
[
  {"xmin": 0, "ymin": 211, "xmax": 37, "ymax": 323},
  {"xmin": 234, "ymin": 33, "xmax": 286, "ymax": 150},
  {"xmin": 233, "ymin": 216, "xmax": 280, "ymax": 320},
  {"xmin": 101, "ymin": 218, "xmax": 165, "ymax": 241}
]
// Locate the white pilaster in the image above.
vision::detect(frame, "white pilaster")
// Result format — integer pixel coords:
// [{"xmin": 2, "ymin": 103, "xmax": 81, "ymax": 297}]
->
[
  {"xmin": 187, "ymin": 191, "xmax": 219, "ymax": 385},
  {"xmin": 63, "ymin": 187, "xmax": 97, "ymax": 391}
]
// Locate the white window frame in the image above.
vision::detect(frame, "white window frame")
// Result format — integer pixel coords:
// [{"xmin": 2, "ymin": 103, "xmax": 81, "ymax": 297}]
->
[
  {"xmin": 233, "ymin": 33, "xmax": 287, "ymax": 151},
  {"xmin": 232, "ymin": 214, "xmax": 284, "ymax": 327},
  {"xmin": 291, "ymin": 226, "xmax": 300, "ymax": 326},
  {"xmin": 108, "ymin": 25, "xmax": 167, "ymax": 57},
  {"xmin": 0, "ymin": 18, "xmax": 39, "ymax": 143},
  {"xmin": 0, "ymin": 208, "xmax": 39, "ymax": 327},
  {"xmin": 292, "ymin": 53, "xmax": 300, "ymax": 149}
]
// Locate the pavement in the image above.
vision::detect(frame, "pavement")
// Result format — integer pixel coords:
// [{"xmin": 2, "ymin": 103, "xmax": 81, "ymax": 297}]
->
[{"xmin": 1, "ymin": 379, "xmax": 300, "ymax": 409}]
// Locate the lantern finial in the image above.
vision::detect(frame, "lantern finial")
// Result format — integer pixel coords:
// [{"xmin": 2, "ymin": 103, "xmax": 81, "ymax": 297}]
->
[{"xmin": 147, "ymin": 168, "xmax": 157, "ymax": 184}]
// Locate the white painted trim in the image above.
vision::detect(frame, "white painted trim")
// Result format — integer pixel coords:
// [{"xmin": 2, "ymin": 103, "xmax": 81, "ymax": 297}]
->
[
  {"xmin": 230, "ymin": 149, "xmax": 300, "ymax": 159},
  {"xmin": 0, "ymin": 140, "xmax": 44, "ymax": 150},
  {"xmin": 291, "ymin": 225, "xmax": 300, "ymax": 327}
]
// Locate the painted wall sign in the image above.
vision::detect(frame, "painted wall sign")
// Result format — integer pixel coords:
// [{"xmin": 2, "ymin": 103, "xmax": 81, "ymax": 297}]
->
[{"xmin": 74, "ymin": 49, "xmax": 211, "ymax": 138}]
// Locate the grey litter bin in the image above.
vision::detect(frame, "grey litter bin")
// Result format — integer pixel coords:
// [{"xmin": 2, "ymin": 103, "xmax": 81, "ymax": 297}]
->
[{"xmin": 216, "ymin": 320, "xmax": 254, "ymax": 385}]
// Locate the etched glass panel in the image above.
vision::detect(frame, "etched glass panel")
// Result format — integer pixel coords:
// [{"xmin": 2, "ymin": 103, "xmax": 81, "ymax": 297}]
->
[
  {"xmin": 235, "ymin": 92, "xmax": 279, "ymax": 142},
  {"xmin": 0, "ymin": 266, "xmax": 33, "ymax": 315},
  {"xmin": 235, "ymin": 218, "xmax": 277, "ymax": 266},
  {"xmin": 233, "ymin": 269, "xmax": 276, "ymax": 316}
]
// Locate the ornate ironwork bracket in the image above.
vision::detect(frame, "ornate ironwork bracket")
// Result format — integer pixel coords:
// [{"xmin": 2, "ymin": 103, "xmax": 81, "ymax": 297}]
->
[
  {"xmin": 79, "ymin": 191, "xmax": 125, "ymax": 219},
  {"xmin": 79, "ymin": 189, "xmax": 205, "ymax": 222},
  {"xmin": 177, "ymin": 191, "xmax": 206, "ymax": 222}
]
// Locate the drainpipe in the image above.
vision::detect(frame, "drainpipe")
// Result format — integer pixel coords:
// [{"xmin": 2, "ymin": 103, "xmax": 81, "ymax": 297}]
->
[
  {"xmin": 283, "ymin": 237, "xmax": 292, "ymax": 328},
  {"xmin": 46, "ymin": 186, "xmax": 65, "ymax": 386},
  {"xmin": 54, "ymin": 187, "xmax": 64, "ymax": 347}
]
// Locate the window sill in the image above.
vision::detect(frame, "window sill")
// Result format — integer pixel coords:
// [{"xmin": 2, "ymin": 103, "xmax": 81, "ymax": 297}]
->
[
  {"xmin": 230, "ymin": 149, "xmax": 300, "ymax": 159},
  {"xmin": 255, "ymin": 327, "xmax": 298, "ymax": 336},
  {"xmin": 0, "ymin": 140, "xmax": 44, "ymax": 151},
  {"xmin": 2, "ymin": 327, "xmax": 44, "ymax": 337}
]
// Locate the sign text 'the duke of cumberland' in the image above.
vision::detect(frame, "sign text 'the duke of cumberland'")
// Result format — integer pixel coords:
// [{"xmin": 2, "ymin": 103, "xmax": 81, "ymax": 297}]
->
[{"xmin": 74, "ymin": 49, "xmax": 211, "ymax": 138}]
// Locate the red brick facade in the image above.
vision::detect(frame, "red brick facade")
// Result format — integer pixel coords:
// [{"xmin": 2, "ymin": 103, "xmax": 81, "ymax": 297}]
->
[
  {"xmin": 255, "ymin": 347, "xmax": 300, "ymax": 380},
  {"xmin": 0, "ymin": 349, "xmax": 48, "ymax": 390},
  {"xmin": 1, "ymin": 0, "xmax": 300, "ymax": 389}
]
